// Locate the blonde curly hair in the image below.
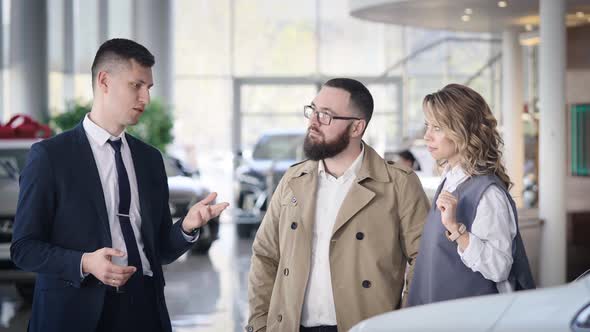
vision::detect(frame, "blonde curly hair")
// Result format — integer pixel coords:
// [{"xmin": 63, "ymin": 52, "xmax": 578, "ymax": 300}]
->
[{"xmin": 423, "ymin": 83, "xmax": 512, "ymax": 189}]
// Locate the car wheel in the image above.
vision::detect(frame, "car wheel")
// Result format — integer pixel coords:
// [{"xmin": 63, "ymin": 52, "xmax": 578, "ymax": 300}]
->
[
  {"xmin": 16, "ymin": 281, "xmax": 35, "ymax": 304},
  {"xmin": 237, "ymin": 223, "xmax": 258, "ymax": 238},
  {"xmin": 192, "ymin": 240, "xmax": 213, "ymax": 255}
]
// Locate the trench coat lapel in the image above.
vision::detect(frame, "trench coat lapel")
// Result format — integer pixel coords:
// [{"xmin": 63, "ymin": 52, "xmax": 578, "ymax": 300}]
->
[
  {"xmin": 287, "ymin": 162, "xmax": 318, "ymax": 241},
  {"xmin": 332, "ymin": 145, "xmax": 389, "ymax": 236},
  {"xmin": 331, "ymin": 182, "xmax": 375, "ymax": 236}
]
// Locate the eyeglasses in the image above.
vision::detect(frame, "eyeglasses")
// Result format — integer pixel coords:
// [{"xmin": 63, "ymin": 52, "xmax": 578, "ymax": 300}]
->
[{"xmin": 303, "ymin": 105, "xmax": 362, "ymax": 126}]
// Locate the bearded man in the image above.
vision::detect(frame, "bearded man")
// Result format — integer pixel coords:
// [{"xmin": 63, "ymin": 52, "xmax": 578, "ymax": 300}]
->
[{"xmin": 246, "ymin": 78, "xmax": 430, "ymax": 332}]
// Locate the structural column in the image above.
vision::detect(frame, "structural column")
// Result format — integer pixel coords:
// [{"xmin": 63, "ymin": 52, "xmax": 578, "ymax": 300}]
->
[
  {"xmin": 133, "ymin": 0, "xmax": 173, "ymax": 107},
  {"xmin": 0, "ymin": 0, "xmax": 4, "ymax": 121},
  {"xmin": 10, "ymin": 0, "xmax": 48, "ymax": 121},
  {"xmin": 538, "ymin": 0, "xmax": 567, "ymax": 286},
  {"xmin": 502, "ymin": 27, "xmax": 524, "ymax": 208},
  {"xmin": 98, "ymin": 0, "xmax": 109, "ymax": 43},
  {"xmin": 63, "ymin": 0, "xmax": 76, "ymax": 108}
]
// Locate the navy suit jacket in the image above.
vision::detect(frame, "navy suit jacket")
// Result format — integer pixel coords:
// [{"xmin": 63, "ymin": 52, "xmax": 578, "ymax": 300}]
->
[{"xmin": 11, "ymin": 123, "xmax": 192, "ymax": 332}]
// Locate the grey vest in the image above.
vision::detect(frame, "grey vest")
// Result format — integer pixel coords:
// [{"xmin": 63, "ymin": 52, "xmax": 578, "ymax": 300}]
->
[{"xmin": 406, "ymin": 174, "xmax": 535, "ymax": 307}]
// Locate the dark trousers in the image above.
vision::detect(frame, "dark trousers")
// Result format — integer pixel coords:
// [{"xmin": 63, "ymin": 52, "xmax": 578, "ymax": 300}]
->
[
  {"xmin": 300, "ymin": 326, "xmax": 338, "ymax": 332},
  {"xmin": 95, "ymin": 276, "xmax": 162, "ymax": 332}
]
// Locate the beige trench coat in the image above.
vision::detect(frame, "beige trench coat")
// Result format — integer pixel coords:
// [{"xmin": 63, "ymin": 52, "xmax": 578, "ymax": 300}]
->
[{"xmin": 247, "ymin": 145, "xmax": 430, "ymax": 332}]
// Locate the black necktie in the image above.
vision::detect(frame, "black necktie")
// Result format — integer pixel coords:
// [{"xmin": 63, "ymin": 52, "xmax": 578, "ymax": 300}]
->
[{"xmin": 107, "ymin": 139, "xmax": 143, "ymax": 288}]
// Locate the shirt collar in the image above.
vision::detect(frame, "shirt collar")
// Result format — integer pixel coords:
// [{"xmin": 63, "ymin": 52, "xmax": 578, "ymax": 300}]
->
[
  {"xmin": 318, "ymin": 142, "xmax": 365, "ymax": 182},
  {"xmin": 83, "ymin": 113, "xmax": 127, "ymax": 147},
  {"xmin": 442, "ymin": 163, "xmax": 469, "ymax": 190}
]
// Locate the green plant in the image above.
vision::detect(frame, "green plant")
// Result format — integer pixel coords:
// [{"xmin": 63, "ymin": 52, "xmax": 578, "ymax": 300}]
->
[{"xmin": 50, "ymin": 99, "xmax": 174, "ymax": 152}]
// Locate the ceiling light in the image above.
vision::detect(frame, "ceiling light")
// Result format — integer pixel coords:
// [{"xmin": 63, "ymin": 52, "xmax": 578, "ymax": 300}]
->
[
  {"xmin": 576, "ymin": 11, "xmax": 585, "ymax": 18},
  {"xmin": 461, "ymin": 15, "xmax": 471, "ymax": 22},
  {"xmin": 525, "ymin": 24, "xmax": 533, "ymax": 31},
  {"xmin": 498, "ymin": 1, "xmax": 507, "ymax": 8},
  {"xmin": 465, "ymin": 8, "xmax": 473, "ymax": 15}
]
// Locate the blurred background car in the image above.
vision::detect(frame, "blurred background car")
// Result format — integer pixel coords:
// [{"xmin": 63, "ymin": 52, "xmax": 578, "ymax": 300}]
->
[
  {"xmin": 163, "ymin": 155, "xmax": 219, "ymax": 254},
  {"xmin": 233, "ymin": 129, "xmax": 305, "ymax": 238},
  {"xmin": 350, "ymin": 271, "xmax": 590, "ymax": 332},
  {"xmin": 0, "ymin": 140, "xmax": 218, "ymax": 304},
  {"xmin": 0, "ymin": 139, "xmax": 38, "ymax": 303}
]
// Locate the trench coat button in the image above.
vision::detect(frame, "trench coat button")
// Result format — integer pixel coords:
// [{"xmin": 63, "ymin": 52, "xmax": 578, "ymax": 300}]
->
[
  {"xmin": 387, "ymin": 160, "xmax": 395, "ymax": 165},
  {"xmin": 356, "ymin": 232, "xmax": 364, "ymax": 240},
  {"xmin": 291, "ymin": 222, "xmax": 297, "ymax": 230},
  {"xmin": 277, "ymin": 314, "xmax": 283, "ymax": 322},
  {"xmin": 291, "ymin": 196, "xmax": 297, "ymax": 204},
  {"xmin": 284, "ymin": 268, "xmax": 289, "ymax": 276},
  {"xmin": 246, "ymin": 326, "xmax": 254, "ymax": 332},
  {"xmin": 362, "ymin": 280, "xmax": 372, "ymax": 288}
]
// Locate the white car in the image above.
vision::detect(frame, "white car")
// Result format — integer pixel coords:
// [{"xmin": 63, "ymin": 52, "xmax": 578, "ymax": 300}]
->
[
  {"xmin": 0, "ymin": 139, "xmax": 39, "ymax": 302},
  {"xmin": 350, "ymin": 273, "xmax": 590, "ymax": 332}
]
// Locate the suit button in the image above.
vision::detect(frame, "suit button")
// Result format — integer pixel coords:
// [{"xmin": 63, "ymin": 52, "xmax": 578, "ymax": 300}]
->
[
  {"xmin": 291, "ymin": 222, "xmax": 297, "ymax": 230},
  {"xmin": 277, "ymin": 314, "xmax": 283, "ymax": 322},
  {"xmin": 356, "ymin": 232, "xmax": 364, "ymax": 240},
  {"xmin": 283, "ymin": 268, "xmax": 289, "ymax": 276},
  {"xmin": 362, "ymin": 280, "xmax": 371, "ymax": 288},
  {"xmin": 246, "ymin": 326, "xmax": 254, "ymax": 332}
]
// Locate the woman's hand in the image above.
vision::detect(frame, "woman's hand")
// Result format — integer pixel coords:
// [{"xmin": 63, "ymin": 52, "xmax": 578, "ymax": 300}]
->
[{"xmin": 436, "ymin": 190, "xmax": 460, "ymax": 233}]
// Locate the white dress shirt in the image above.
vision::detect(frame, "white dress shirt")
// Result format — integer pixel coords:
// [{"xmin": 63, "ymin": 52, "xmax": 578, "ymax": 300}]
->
[
  {"xmin": 441, "ymin": 165, "xmax": 517, "ymax": 293},
  {"xmin": 81, "ymin": 114, "xmax": 196, "ymax": 278},
  {"xmin": 301, "ymin": 144, "xmax": 364, "ymax": 327}
]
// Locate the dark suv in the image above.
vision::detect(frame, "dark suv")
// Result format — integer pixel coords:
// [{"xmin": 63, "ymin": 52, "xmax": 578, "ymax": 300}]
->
[{"xmin": 234, "ymin": 130, "xmax": 305, "ymax": 238}]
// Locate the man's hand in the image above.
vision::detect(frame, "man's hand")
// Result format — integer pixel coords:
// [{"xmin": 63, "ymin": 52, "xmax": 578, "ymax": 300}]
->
[
  {"xmin": 81, "ymin": 248, "xmax": 137, "ymax": 287},
  {"xmin": 182, "ymin": 192, "xmax": 229, "ymax": 234}
]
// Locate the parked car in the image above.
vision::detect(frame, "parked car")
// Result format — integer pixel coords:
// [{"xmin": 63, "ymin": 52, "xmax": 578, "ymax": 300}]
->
[
  {"xmin": 1, "ymin": 139, "xmax": 218, "ymax": 303},
  {"xmin": 350, "ymin": 271, "xmax": 590, "ymax": 332},
  {"xmin": 163, "ymin": 155, "xmax": 219, "ymax": 254},
  {"xmin": 0, "ymin": 139, "xmax": 38, "ymax": 303},
  {"xmin": 234, "ymin": 130, "xmax": 305, "ymax": 238}
]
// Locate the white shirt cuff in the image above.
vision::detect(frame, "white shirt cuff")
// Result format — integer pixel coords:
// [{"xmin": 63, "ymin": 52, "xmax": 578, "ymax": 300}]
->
[
  {"xmin": 182, "ymin": 228, "xmax": 200, "ymax": 243},
  {"xmin": 458, "ymin": 232, "xmax": 484, "ymax": 268},
  {"xmin": 80, "ymin": 253, "xmax": 90, "ymax": 279}
]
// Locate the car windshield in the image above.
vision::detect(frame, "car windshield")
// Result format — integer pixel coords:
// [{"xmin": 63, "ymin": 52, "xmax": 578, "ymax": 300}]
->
[
  {"xmin": 0, "ymin": 149, "xmax": 30, "ymax": 180},
  {"xmin": 163, "ymin": 157, "xmax": 183, "ymax": 177},
  {"xmin": 252, "ymin": 134, "xmax": 304, "ymax": 161}
]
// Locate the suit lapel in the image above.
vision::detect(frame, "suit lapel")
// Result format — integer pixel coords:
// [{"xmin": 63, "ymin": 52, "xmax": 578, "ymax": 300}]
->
[
  {"xmin": 125, "ymin": 134, "xmax": 155, "ymax": 254},
  {"xmin": 74, "ymin": 124, "xmax": 111, "ymax": 244}
]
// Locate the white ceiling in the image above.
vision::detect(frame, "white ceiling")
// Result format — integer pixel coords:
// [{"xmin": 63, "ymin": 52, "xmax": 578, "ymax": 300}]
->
[{"xmin": 350, "ymin": 0, "xmax": 590, "ymax": 32}]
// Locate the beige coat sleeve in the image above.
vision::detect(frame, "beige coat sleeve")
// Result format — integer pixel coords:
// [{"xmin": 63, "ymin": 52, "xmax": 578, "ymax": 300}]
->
[
  {"xmin": 397, "ymin": 171, "xmax": 430, "ymax": 306},
  {"xmin": 246, "ymin": 177, "xmax": 285, "ymax": 332}
]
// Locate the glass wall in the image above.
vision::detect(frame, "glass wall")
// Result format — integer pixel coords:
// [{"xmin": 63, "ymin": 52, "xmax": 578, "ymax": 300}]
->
[{"xmin": 36, "ymin": 0, "xmax": 499, "ymax": 167}]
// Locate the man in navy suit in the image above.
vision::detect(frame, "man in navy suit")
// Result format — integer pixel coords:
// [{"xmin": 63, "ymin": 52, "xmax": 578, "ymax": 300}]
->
[{"xmin": 10, "ymin": 38, "xmax": 229, "ymax": 332}]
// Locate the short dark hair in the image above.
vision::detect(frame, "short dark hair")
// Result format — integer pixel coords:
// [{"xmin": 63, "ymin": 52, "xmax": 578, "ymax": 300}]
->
[
  {"xmin": 323, "ymin": 78, "xmax": 374, "ymax": 124},
  {"xmin": 91, "ymin": 38, "xmax": 155, "ymax": 90}
]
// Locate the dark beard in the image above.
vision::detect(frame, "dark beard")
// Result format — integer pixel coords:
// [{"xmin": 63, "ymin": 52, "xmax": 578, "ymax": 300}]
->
[{"xmin": 303, "ymin": 124, "xmax": 351, "ymax": 161}]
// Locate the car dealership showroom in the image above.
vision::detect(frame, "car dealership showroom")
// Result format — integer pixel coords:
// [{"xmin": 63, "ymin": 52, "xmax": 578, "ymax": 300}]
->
[{"xmin": 0, "ymin": 0, "xmax": 589, "ymax": 331}]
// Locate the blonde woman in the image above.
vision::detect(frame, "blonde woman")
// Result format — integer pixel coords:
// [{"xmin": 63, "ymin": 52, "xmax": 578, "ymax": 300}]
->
[{"xmin": 406, "ymin": 84, "xmax": 535, "ymax": 307}]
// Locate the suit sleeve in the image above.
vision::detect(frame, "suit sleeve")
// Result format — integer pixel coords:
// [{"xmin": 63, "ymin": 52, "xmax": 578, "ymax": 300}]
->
[
  {"xmin": 155, "ymin": 151, "xmax": 193, "ymax": 264},
  {"xmin": 246, "ymin": 177, "xmax": 284, "ymax": 332},
  {"xmin": 397, "ymin": 171, "xmax": 430, "ymax": 306},
  {"xmin": 10, "ymin": 143, "xmax": 85, "ymax": 287}
]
